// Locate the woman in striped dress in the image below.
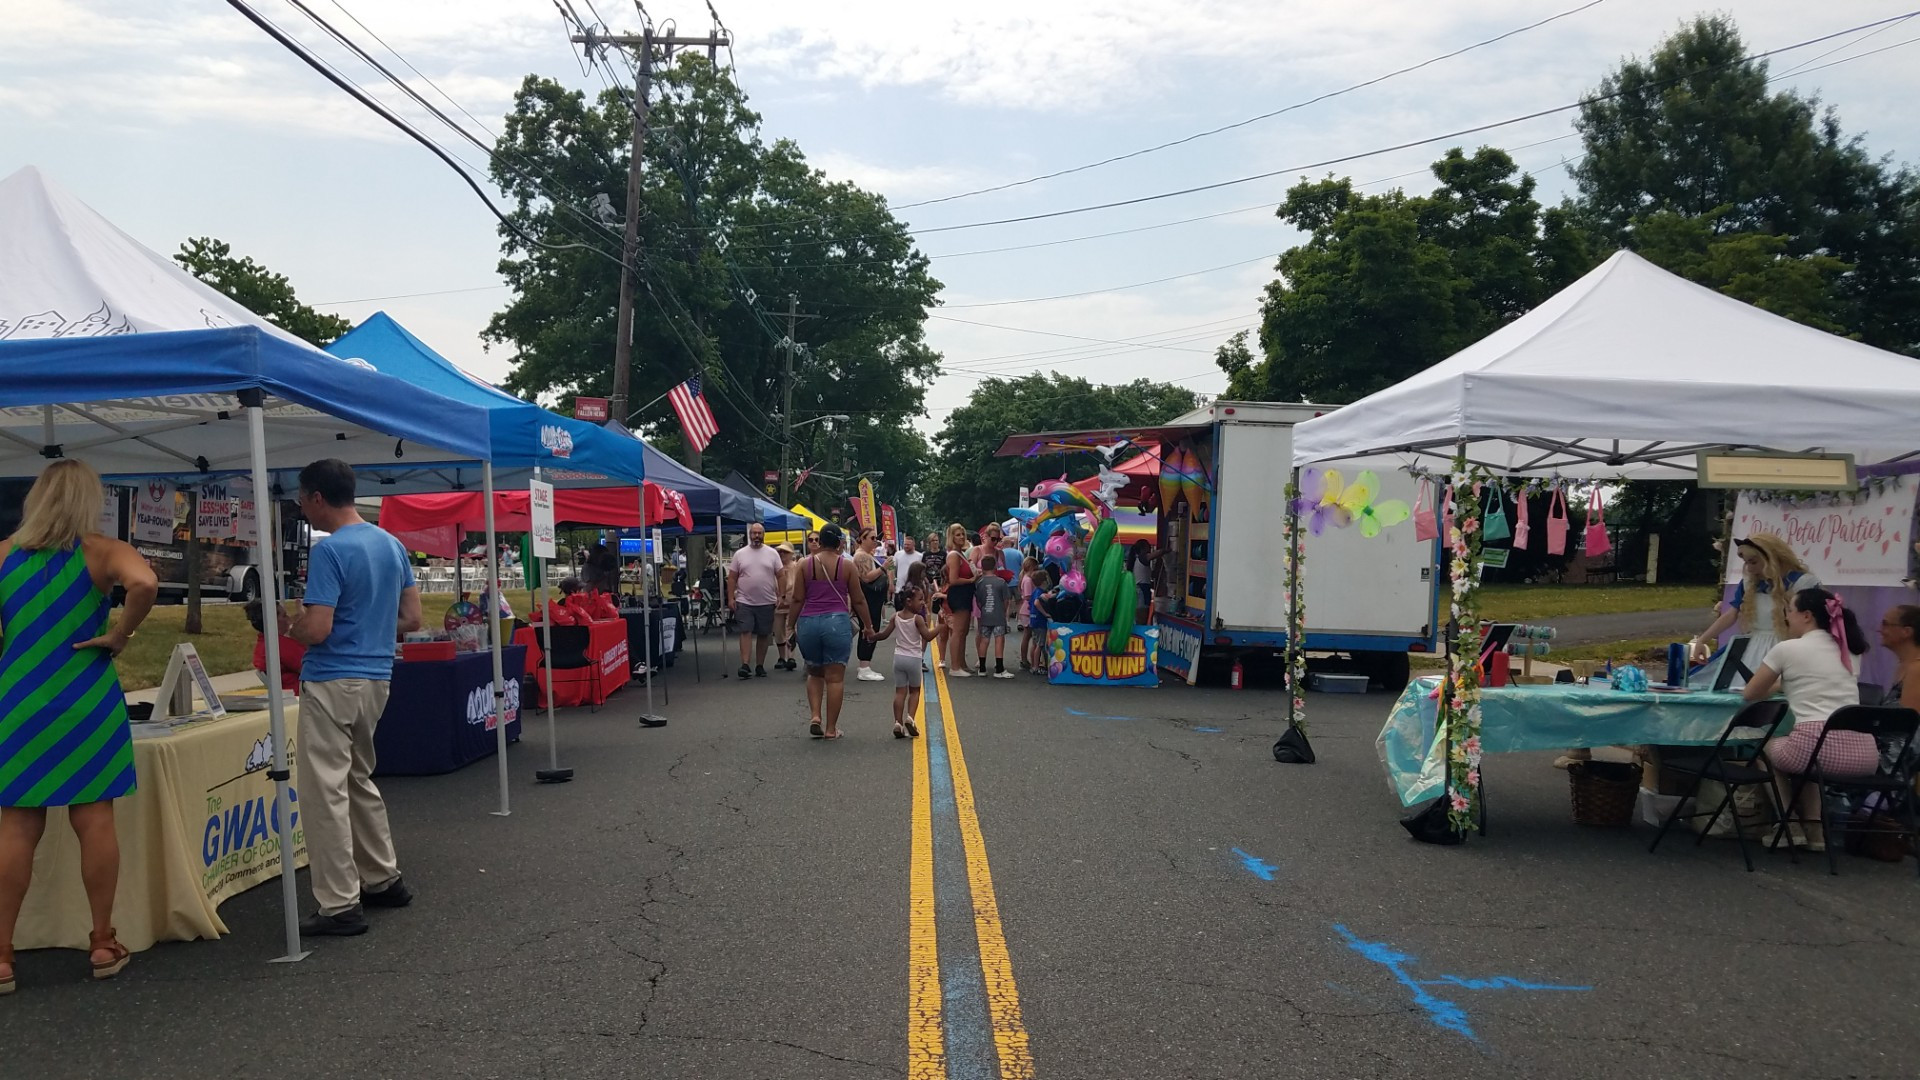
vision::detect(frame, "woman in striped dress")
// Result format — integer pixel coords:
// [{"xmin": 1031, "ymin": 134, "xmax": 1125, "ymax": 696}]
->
[{"xmin": 0, "ymin": 460, "xmax": 159, "ymax": 992}]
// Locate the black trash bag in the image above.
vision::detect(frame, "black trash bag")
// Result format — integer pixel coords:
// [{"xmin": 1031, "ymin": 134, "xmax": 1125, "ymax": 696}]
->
[
  {"xmin": 1400, "ymin": 798, "xmax": 1464, "ymax": 845},
  {"xmin": 1271, "ymin": 724, "xmax": 1316, "ymax": 764}
]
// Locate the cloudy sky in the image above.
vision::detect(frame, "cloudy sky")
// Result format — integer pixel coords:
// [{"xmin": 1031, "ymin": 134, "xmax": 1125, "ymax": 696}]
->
[{"xmin": 6, "ymin": 1, "xmax": 1917, "ymax": 436}]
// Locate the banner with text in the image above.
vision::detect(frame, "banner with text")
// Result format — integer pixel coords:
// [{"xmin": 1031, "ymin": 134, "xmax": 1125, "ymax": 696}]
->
[
  {"xmin": 133, "ymin": 480, "xmax": 174, "ymax": 544},
  {"xmin": 529, "ymin": 480, "xmax": 557, "ymax": 559},
  {"xmin": 1728, "ymin": 481, "xmax": 1916, "ymax": 587}
]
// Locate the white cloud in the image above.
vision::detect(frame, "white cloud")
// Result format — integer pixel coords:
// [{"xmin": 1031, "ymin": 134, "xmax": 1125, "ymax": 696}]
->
[{"xmin": 808, "ymin": 151, "xmax": 979, "ymax": 200}]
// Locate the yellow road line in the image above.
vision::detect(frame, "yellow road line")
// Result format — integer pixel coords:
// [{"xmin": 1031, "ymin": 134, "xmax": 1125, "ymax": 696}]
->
[
  {"xmin": 908, "ymin": 671, "xmax": 946, "ymax": 1080},
  {"xmin": 930, "ymin": 648, "xmax": 1036, "ymax": 1079}
]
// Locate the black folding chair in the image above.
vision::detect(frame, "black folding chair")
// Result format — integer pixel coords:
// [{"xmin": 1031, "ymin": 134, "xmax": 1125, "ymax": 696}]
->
[
  {"xmin": 1648, "ymin": 700, "xmax": 1791, "ymax": 872},
  {"xmin": 1768, "ymin": 705, "xmax": 1920, "ymax": 877}
]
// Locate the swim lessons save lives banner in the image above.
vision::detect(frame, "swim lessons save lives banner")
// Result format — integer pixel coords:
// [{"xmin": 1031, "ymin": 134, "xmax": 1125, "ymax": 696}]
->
[{"xmin": 1727, "ymin": 482, "xmax": 1916, "ymax": 588}]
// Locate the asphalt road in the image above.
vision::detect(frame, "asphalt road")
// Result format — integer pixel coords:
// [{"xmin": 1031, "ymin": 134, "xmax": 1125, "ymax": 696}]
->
[
  {"xmin": 4, "ymin": 631, "xmax": 1917, "ymax": 1080},
  {"xmin": 1548, "ymin": 608, "xmax": 1709, "ymax": 646}
]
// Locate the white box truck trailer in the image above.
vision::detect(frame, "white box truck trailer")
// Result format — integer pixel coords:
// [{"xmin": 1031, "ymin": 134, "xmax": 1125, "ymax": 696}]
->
[{"xmin": 1001, "ymin": 401, "xmax": 1440, "ymax": 688}]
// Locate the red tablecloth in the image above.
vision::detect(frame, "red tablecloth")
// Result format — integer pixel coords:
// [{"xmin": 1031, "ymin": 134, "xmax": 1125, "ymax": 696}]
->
[{"xmin": 515, "ymin": 619, "xmax": 630, "ymax": 707}]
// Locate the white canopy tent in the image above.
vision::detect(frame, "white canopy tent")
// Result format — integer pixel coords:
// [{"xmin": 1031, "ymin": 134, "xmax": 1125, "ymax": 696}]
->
[
  {"xmin": 1291, "ymin": 250, "xmax": 1920, "ymax": 477},
  {"xmin": 0, "ymin": 166, "xmax": 498, "ymax": 961}
]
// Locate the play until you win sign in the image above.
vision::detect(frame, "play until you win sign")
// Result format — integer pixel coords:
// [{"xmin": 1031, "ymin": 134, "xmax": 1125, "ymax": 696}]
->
[{"xmin": 1729, "ymin": 482, "xmax": 1916, "ymax": 587}]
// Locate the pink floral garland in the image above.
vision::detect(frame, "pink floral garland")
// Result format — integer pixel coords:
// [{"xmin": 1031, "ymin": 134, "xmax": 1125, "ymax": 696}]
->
[
  {"xmin": 1283, "ymin": 478, "xmax": 1308, "ymax": 730},
  {"xmin": 1441, "ymin": 459, "xmax": 1486, "ymax": 832}
]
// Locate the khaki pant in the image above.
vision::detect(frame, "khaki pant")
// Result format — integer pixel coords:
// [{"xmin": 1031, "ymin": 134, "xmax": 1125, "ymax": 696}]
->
[{"xmin": 298, "ymin": 678, "xmax": 401, "ymax": 915}]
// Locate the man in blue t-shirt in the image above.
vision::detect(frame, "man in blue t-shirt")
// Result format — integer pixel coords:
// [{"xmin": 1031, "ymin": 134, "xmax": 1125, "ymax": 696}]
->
[{"xmin": 288, "ymin": 459, "xmax": 423, "ymax": 936}]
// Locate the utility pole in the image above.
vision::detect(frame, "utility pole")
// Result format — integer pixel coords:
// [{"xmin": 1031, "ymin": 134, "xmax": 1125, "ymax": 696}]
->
[
  {"xmin": 571, "ymin": 23, "xmax": 731, "ymax": 427},
  {"xmin": 777, "ymin": 295, "xmax": 822, "ymax": 505}
]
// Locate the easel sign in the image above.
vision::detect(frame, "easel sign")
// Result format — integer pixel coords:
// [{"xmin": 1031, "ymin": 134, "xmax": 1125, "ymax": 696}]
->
[
  {"xmin": 529, "ymin": 480, "xmax": 557, "ymax": 559},
  {"xmin": 153, "ymin": 642, "xmax": 228, "ymax": 721}
]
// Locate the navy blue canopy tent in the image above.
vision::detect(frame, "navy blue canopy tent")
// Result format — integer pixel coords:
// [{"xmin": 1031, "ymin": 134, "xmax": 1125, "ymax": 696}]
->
[{"xmin": 0, "ymin": 165, "xmax": 500, "ymax": 964}]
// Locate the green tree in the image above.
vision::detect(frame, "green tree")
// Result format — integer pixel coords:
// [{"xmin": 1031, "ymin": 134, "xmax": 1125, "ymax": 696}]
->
[
  {"xmin": 173, "ymin": 237, "xmax": 351, "ymax": 346},
  {"xmin": 1573, "ymin": 15, "xmax": 1920, "ymax": 354},
  {"xmin": 1231, "ymin": 147, "xmax": 1551, "ymax": 403},
  {"xmin": 482, "ymin": 58, "xmax": 941, "ymax": 492},
  {"xmin": 925, "ymin": 374, "xmax": 1198, "ymax": 528}
]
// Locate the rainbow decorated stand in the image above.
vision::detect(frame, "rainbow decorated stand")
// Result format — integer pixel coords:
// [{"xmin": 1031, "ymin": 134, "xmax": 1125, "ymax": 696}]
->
[{"xmin": 1045, "ymin": 624, "xmax": 1160, "ymax": 687}]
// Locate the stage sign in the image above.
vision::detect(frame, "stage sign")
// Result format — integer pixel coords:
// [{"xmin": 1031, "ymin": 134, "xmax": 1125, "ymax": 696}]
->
[{"xmin": 529, "ymin": 480, "xmax": 557, "ymax": 559}]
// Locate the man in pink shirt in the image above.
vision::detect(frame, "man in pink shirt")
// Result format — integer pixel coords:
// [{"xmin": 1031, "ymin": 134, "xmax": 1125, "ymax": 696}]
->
[{"xmin": 727, "ymin": 522, "xmax": 786, "ymax": 678}]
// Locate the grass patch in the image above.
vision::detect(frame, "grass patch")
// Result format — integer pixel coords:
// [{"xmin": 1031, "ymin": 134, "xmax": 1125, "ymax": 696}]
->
[
  {"xmin": 1478, "ymin": 583, "xmax": 1719, "ymax": 622},
  {"xmin": 114, "ymin": 588, "xmax": 551, "ymax": 691}
]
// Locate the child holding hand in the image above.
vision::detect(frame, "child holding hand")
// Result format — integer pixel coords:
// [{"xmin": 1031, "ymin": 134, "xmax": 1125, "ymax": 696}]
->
[{"xmin": 866, "ymin": 585, "xmax": 932, "ymax": 739}]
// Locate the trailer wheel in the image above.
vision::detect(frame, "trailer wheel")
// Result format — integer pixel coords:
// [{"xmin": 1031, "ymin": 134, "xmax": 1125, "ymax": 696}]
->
[
  {"xmin": 1363, "ymin": 651, "xmax": 1411, "ymax": 691},
  {"xmin": 236, "ymin": 571, "xmax": 260, "ymax": 604}
]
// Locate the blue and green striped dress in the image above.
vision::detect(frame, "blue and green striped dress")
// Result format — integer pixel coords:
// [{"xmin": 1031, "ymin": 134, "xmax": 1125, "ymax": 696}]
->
[{"xmin": 0, "ymin": 544, "xmax": 135, "ymax": 807}]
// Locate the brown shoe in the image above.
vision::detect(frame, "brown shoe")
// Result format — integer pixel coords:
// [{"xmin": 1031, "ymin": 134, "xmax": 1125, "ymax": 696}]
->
[{"xmin": 89, "ymin": 929, "xmax": 130, "ymax": 980}]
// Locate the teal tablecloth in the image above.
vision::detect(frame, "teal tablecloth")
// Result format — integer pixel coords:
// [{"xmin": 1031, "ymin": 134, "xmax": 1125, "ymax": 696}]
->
[{"xmin": 1379, "ymin": 678, "xmax": 1759, "ymax": 805}]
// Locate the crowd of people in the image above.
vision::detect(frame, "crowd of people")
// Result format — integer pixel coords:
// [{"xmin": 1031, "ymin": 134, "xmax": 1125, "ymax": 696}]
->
[{"xmin": 720, "ymin": 517, "xmax": 1163, "ymax": 740}]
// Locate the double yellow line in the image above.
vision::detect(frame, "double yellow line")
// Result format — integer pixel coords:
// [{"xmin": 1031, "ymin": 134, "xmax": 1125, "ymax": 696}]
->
[{"xmin": 909, "ymin": 645, "xmax": 1034, "ymax": 1079}]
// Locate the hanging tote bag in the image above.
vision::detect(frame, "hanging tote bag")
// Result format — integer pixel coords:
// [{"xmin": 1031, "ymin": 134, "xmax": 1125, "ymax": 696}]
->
[
  {"xmin": 1412, "ymin": 478, "xmax": 1438, "ymax": 542},
  {"xmin": 1512, "ymin": 485, "xmax": 1532, "ymax": 550},
  {"xmin": 1481, "ymin": 484, "xmax": 1512, "ymax": 542},
  {"xmin": 1440, "ymin": 485, "xmax": 1456, "ymax": 540},
  {"xmin": 1584, "ymin": 489, "xmax": 1613, "ymax": 558},
  {"xmin": 1545, "ymin": 485, "xmax": 1569, "ymax": 555}
]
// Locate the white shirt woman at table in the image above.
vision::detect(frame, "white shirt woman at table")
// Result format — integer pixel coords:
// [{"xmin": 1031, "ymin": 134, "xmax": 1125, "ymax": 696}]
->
[
  {"xmin": 1689, "ymin": 534, "xmax": 1819, "ymax": 683},
  {"xmin": 1741, "ymin": 587, "xmax": 1873, "ymax": 851}
]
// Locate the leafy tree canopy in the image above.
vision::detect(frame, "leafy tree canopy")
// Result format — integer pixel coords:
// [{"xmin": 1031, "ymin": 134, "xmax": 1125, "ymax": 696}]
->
[
  {"xmin": 174, "ymin": 237, "xmax": 351, "ymax": 346},
  {"xmin": 925, "ymin": 373, "xmax": 1198, "ymax": 529},
  {"xmin": 483, "ymin": 58, "xmax": 941, "ymax": 500}
]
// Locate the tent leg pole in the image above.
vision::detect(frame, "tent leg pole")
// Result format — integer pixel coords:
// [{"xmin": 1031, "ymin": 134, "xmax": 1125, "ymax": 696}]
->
[
  {"xmin": 484, "ymin": 464, "xmax": 510, "ymax": 816},
  {"xmin": 716, "ymin": 514, "xmax": 729, "ymax": 676},
  {"xmin": 244, "ymin": 394, "xmax": 308, "ymax": 964},
  {"xmin": 639, "ymin": 524, "xmax": 665, "ymax": 726},
  {"xmin": 533, "ymin": 466, "xmax": 572, "ymax": 783}
]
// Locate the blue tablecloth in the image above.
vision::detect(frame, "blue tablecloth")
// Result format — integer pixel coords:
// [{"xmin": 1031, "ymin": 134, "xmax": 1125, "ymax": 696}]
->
[
  {"xmin": 1379, "ymin": 678, "xmax": 1760, "ymax": 805},
  {"xmin": 375, "ymin": 646, "xmax": 525, "ymax": 776}
]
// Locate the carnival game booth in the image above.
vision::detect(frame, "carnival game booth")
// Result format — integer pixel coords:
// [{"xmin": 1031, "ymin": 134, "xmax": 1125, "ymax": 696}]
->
[
  {"xmin": 0, "ymin": 166, "xmax": 494, "ymax": 961},
  {"xmin": 1287, "ymin": 250, "xmax": 1920, "ymax": 840}
]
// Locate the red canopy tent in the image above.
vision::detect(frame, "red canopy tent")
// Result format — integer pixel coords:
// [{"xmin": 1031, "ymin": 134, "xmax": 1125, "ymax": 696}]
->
[{"xmin": 380, "ymin": 483, "xmax": 693, "ymax": 557}]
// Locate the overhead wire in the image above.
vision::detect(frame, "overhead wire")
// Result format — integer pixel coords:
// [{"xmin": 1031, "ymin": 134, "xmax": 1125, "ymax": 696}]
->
[{"xmin": 894, "ymin": 0, "xmax": 1611, "ymax": 210}]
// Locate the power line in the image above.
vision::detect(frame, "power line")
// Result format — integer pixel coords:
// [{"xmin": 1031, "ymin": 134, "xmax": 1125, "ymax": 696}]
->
[
  {"xmin": 895, "ymin": 0, "xmax": 1611, "ymax": 210},
  {"xmin": 892, "ymin": 12, "xmax": 1920, "ymax": 237}
]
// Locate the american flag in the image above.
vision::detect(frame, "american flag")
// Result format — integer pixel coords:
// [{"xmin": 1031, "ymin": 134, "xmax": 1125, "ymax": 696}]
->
[{"xmin": 667, "ymin": 373, "xmax": 719, "ymax": 452}]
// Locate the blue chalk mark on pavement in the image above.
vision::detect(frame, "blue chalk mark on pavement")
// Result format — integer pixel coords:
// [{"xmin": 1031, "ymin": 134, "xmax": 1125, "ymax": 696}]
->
[
  {"xmin": 1190, "ymin": 725, "xmax": 1222, "ymax": 733},
  {"xmin": 1063, "ymin": 706, "xmax": 1136, "ymax": 722},
  {"xmin": 1333, "ymin": 924, "xmax": 1590, "ymax": 1041},
  {"xmin": 1230, "ymin": 848, "xmax": 1277, "ymax": 880}
]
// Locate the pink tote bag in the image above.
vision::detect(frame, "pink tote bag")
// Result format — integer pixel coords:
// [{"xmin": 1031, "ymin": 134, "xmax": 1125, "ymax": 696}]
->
[
  {"xmin": 1583, "ymin": 489, "xmax": 1612, "ymax": 558},
  {"xmin": 1412, "ymin": 479, "xmax": 1437, "ymax": 542},
  {"xmin": 1544, "ymin": 485, "xmax": 1568, "ymax": 555},
  {"xmin": 1512, "ymin": 486, "xmax": 1531, "ymax": 550}
]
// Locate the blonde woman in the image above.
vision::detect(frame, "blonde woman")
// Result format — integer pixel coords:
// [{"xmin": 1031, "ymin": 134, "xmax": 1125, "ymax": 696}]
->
[
  {"xmin": 942, "ymin": 523, "xmax": 978, "ymax": 677},
  {"xmin": 1690, "ymin": 534, "xmax": 1819, "ymax": 677},
  {"xmin": 0, "ymin": 460, "xmax": 160, "ymax": 992}
]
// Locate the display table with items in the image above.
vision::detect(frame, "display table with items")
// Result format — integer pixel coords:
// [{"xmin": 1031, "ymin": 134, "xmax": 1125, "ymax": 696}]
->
[
  {"xmin": 373, "ymin": 645, "xmax": 526, "ymax": 776},
  {"xmin": 14, "ymin": 705, "xmax": 308, "ymax": 953},
  {"xmin": 1380, "ymin": 678, "xmax": 1764, "ymax": 806},
  {"xmin": 514, "ymin": 619, "xmax": 630, "ymax": 708}
]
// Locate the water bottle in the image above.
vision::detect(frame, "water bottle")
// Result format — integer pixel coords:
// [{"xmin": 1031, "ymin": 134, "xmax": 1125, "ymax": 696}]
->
[{"xmin": 1665, "ymin": 642, "xmax": 1687, "ymax": 688}]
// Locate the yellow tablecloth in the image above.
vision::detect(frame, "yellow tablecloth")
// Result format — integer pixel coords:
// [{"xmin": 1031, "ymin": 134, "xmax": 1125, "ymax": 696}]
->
[{"xmin": 14, "ymin": 703, "xmax": 306, "ymax": 952}]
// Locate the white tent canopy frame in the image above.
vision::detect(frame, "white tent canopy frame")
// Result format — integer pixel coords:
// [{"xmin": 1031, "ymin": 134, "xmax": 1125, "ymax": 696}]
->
[
  {"xmin": 0, "ymin": 166, "xmax": 499, "ymax": 962},
  {"xmin": 1290, "ymin": 251, "xmax": 1920, "ymax": 478}
]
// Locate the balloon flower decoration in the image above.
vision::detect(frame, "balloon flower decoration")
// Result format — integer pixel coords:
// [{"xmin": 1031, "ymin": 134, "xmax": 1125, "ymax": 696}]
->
[{"xmin": 1291, "ymin": 468, "xmax": 1409, "ymax": 537}]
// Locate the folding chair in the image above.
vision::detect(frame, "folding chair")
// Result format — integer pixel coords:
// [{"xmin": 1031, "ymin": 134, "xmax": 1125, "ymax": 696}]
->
[
  {"xmin": 1648, "ymin": 699, "xmax": 1791, "ymax": 872},
  {"xmin": 1768, "ymin": 705, "xmax": 1920, "ymax": 877}
]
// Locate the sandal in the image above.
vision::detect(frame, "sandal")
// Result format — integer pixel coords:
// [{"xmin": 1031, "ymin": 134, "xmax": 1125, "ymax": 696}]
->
[
  {"xmin": 1, "ymin": 944, "xmax": 14, "ymax": 996},
  {"xmin": 903, "ymin": 718, "xmax": 920, "ymax": 738},
  {"xmin": 809, "ymin": 720, "xmax": 824, "ymax": 739},
  {"xmin": 89, "ymin": 929, "xmax": 130, "ymax": 980},
  {"xmin": 823, "ymin": 730, "xmax": 843, "ymax": 740},
  {"xmin": 894, "ymin": 724, "xmax": 907, "ymax": 739}
]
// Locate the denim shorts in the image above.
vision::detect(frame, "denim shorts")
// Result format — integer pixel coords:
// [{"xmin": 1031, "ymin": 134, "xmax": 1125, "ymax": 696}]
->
[{"xmin": 796, "ymin": 612, "xmax": 853, "ymax": 667}]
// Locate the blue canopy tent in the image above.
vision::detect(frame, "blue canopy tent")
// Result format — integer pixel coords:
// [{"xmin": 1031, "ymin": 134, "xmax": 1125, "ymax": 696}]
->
[
  {"xmin": 0, "ymin": 165, "xmax": 498, "ymax": 964},
  {"xmin": 600, "ymin": 419, "xmax": 756, "ymax": 522}
]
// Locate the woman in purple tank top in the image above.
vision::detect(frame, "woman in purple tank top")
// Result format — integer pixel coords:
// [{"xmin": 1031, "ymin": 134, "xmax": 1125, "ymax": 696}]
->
[{"xmin": 786, "ymin": 524, "xmax": 873, "ymax": 739}]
